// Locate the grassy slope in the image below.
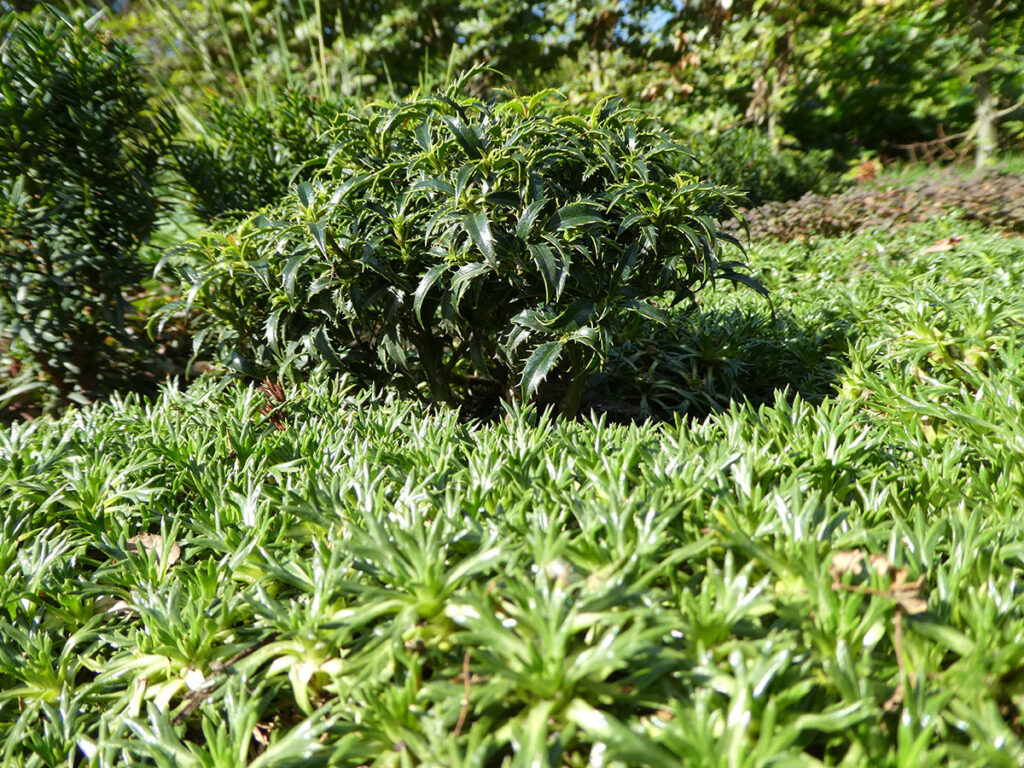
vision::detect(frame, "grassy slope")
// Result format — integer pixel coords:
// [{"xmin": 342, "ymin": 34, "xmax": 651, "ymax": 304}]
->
[{"xmin": 2, "ymin": 215, "xmax": 1023, "ymax": 766}]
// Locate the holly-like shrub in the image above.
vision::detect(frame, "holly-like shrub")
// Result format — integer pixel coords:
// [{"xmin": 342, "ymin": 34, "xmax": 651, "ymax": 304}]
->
[
  {"xmin": 171, "ymin": 80, "xmax": 764, "ymax": 415},
  {"xmin": 0, "ymin": 8, "xmax": 172, "ymax": 407}
]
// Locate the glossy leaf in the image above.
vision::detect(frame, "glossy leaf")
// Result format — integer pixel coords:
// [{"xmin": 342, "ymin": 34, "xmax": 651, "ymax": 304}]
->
[
  {"xmin": 462, "ymin": 211, "xmax": 497, "ymax": 265},
  {"xmin": 413, "ymin": 263, "xmax": 450, "ymax": 327},
  {"xmin": 520, "ymin": 340, "xmax": 564, "ymax": 400}
]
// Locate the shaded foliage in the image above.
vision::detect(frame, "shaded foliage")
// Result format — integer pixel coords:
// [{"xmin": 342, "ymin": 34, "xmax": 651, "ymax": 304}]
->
[
  {"xmin": 682, "ymin": 126, "xmax": 844, "ymax": 206},
  {"xmin": 171, "ymin": 91, "xmax": 344, "ymax": 223}
]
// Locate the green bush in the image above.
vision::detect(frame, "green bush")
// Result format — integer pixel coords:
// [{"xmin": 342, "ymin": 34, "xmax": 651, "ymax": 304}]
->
[
  {"xmin": 683, "ymin": 127, "xmax": 844, "ymax": 207},
  {"xmin": 0, "ymin": 7, "xmax": 172, "ymax": 407},
  {"xmin": 171, "ymin": 80, "xmax": 763, "ymax": 415},
  {"xmin": 171, "ymin": 92, "xmax": 341, "ymax": 223}
]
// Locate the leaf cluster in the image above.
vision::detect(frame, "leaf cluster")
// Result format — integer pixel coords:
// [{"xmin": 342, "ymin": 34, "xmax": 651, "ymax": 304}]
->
[{"xmin": 171, "ymin": 80, "xmax": 757, "ymax": 414}]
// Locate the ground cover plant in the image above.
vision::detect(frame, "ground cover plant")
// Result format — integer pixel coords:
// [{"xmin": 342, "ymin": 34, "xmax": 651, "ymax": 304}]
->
[
  {"xmin": 3, "ymin": 220, "xmax": 1024, "ymax": 766},
  {"xmin": 4, "ymin": 2, "xmax": 1024, "ymax": 765}
]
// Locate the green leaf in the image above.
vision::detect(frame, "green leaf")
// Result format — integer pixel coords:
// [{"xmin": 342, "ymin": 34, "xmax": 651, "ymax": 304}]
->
[
  {"xmin": 504, "ymin": 323, "xmax": 533, "ymax": 362},
  {"xmin": 612, "ymin": 242, "xmax": 640, "ymax": 284},
  {"xmin": 413, "ymin": 263, "xmax": 449, "ymax": 327},
  {"xmin": 551, "ymin": 298, "xmax": 596, "ymax": 331},
  {"xmin": 414, "ymin": 121, "xmax": 432, "ymax": 150},
  {"xmin": 451, "ymin": 262, "xmax": 491, "ymax": 311},
  {"xmin": 568, "ymin": 324, "xmax": 603, "ymax": 352},
  {"xmin": 791, "ymin": 703, "xmax": 871, "ymax": 733},
  {"xmin": 484, "ymin": 190, "xmax": 519, "ymax": 208},
  {"xmin": 615, "ymin": 211, "xmax": 647, "ymax": 236},
  {"xmin": 410, "ymin": 178, "xmax": 455, "ymax": 198},
  {"xmin": 528, "ymin": 243, "xmax": 558, "ymax": 302},
  {"xmin": 719, "ymin": 269, "xmax": 770, "ymax": 299},
  {"xmin": 564, "ymin": 700, "xmax": 676, "ymax": 768},
  {"xmin": 520, "ymin": 341, "xmax": 563, "ymax": 400},
  {"xmin": 716, "ymin": 229, "xmax": 745, "ymax": 252},
  {"xmin": 620, "ymin": 298, "xmax": 670, "ymax": 325},
  {"xmin": 454, "ymin": 164, "xmax": 475, "ymax": 204},
  {"xmin": 281, "ymin": 253, "xmax": 308, "ymax": 299},
  {"xmin": 296, "ymin": 181, "xmax": 314, "ymax": 209},
  {"xmin": 380, "ymin": 332, "xmax": 409, "ymax": 373},
  {"xmin": 640, "ymin": 224, "xmax": 657, "ymax": 251},
  {"xmin": 516, "ymin": 198, "xmax": 548, "ymax": 240},
  {"xmin": 910, "ymin": 618, "xmax": 975, "ymax": 656},
  {"xmin": 549, "ymin": 202, "xmax": 603, "ymax": 231},
  {"xmin": 440, "ymin": 115, "xmax": 481, "ymax": 159},
  {"xmin": 511, "ymin": 309, "xmax": 553, "ymax": 333},
  {"xmin": 462, "ymin": 211, "xmax": 496, "ymax": 265},
  {"xmin": 328, "ymin": 173, "xmax": 373, "ymax": 206},
  {"xmin": 311, "ymin": 326, "xmax": 344, "ymax": 367},
  {"xmin": 264, "ymin": 306, "xmax": 284, "ymax": 347},
  {"xmin": 308, "ymin": 221, "xmax": 327, "ymax": 258}
]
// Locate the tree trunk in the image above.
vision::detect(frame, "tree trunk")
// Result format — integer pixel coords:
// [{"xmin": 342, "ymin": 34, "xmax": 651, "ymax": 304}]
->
[
  {"xmin": 974, "ymin": 75, "xmax": 998, "ymax": 169},
  {"xmin": 967, "ymin": 0, "xmax": 998, "ymax": 169}
]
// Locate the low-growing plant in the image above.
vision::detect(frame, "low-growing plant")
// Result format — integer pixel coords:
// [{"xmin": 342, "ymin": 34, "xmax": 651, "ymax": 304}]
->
[
  {"xmin": 598, "ymin": 308, "xmax": 851, "ymax": 421},
  {"xmin": 3, "ymin": 224, "xmax": 1024, "ymax": 765},
  {"xmin": 0, "ymin": 6, "xmax": 173, "ymax": 407},
  {"xmin": 171, "ymin": 91, "xmax": 343, "ymax": 223},
  {"xmin": 169, "ymin": 76, "xmax": 763, "ymax": 415}
]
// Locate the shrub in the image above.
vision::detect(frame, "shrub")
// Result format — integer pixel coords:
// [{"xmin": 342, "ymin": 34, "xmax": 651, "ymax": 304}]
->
[
  {"xmin": 682, "ymin": 127, "xmax": 844, "ymax": 207},
  {"xmin": 0, "ymin": 7, "xmax": 172, "ymax": 406},
  {"xmin": 171, "ymin": 91, "xmax": 341, "ymax": 223},
  {"xmin": 171, "ymin": 79, "xmax": 764, "ymax": 415}
]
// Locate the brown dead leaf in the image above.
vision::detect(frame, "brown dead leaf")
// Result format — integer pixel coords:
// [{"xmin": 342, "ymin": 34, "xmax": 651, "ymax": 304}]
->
[
  {"xmin": 258, "ymin": 378, "xmax": 288, "ymax": 430},
  {"xmin": 827, "ymin": 548, "xmax": 892, "ymax": 581},
  {"xmin": 830, "ymin": 549, "xmax": 928, "ymax": 614},
  {"xmin": 829, "ymin": 549, "xmax": 866, "ymax": 580},
  {"xmin": 856, "ymin": 159, "xmax": 881, "ymax": 183},
  {"xmin": 453, "ymin": 650, "xmax": 472, "ymax": 739},
  {"xmin": 891, "ymin": 569, "xmax": 928, "ymax": 615},
  {"xmin": 829, "ymin": 549, "xmax": 896, "ymax": 582},
  {"xmin": 127, "ymin": 534, "xmax": 181, "ymax": 566},
  {"xmin": 920, "ymin": 415, "xmax": 939, "ymax": 443},
  {"xmin": 921, "ymin": 236, "xmax": 964, "ymax": 254},
  {"xmin": 252, "ymin": 723, "xmax": 271, "ymax": 748},
  {"xmin": 868, "ymin": 553, "xmax": 893, "ymax": 577}
]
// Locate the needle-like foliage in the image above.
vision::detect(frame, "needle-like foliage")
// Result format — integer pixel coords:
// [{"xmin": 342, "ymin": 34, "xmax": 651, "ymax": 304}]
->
[{"xmin": 0, "ymin": 6, "xmax": 173, "ymax": 408}]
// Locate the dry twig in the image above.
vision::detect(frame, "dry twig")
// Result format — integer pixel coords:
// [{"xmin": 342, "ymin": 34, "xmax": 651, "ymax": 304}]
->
[{"xmin": 453, "ymin": 650, "xmax": 472, "ymax": 738}]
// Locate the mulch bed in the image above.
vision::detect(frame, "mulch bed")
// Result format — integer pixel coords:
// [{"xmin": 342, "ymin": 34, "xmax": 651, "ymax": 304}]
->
[{"xmin": 725, "ymin": 168, "xmax": 1024, "ymax": 242}]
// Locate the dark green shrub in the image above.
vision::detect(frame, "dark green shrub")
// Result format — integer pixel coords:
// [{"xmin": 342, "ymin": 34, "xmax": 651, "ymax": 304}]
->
[
  {"xmin": 171, "ymin": 81, "xmax": 764, "ymax": 415},
  {"xmin": 171, "ymin": 92, "xmax": 341, "ymax": 223},
  {"xmin": 684, "ymin": 127, "xmax": 844, "ymax": 207},
  {"xmin": 0, "ymin": 7, "xmax": 172, "ymax": 406}
]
